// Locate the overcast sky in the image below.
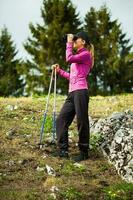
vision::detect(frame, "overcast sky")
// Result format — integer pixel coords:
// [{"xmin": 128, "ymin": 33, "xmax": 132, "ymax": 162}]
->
[{"xmin": 0, "ymin": 0, "xmax": 133, "ymax": 59}]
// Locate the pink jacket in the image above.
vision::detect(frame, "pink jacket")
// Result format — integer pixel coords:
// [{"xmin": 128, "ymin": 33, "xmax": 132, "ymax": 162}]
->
[{"xmin": 57, "ymin": 42, "xmax": 92, "ymax": 93}]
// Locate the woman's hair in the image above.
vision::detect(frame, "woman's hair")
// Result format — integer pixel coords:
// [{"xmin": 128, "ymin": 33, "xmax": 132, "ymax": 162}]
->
[{"xmin": 85, "ymin": 43, "xmax": 94, "ymax": 69}]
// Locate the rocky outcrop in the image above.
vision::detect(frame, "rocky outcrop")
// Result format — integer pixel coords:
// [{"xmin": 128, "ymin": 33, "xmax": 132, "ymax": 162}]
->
[{"xmin": 90, "ymin": 110, "xmax": 133, "ymax": 183}]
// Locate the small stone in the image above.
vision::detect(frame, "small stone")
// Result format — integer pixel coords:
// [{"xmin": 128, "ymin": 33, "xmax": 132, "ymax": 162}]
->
[
  {"xmin": 6, "ymin": 105, "xmax": 18, "ymax": 111},
  {"xmin": 69, "ymin": 138, "xmax": 73, "ymax": 143},
  {"xmin": 41, "ymin": 154, "xmax": 47, "ymax": 159},
  {"xmin": 36, "ymin": 166, "xmax": 45, "ymax": 172},
  {"xmin": 45, "ymin": 164, "xmax": 56, "ymax": 176},
  {"xmin": 23, "ymin": 134, "xmax": 32, "ymax": 138},
  {"xmin": 8, "ymin": 160, "xmax": 15, "ymax": 166},
  {"xmin": 14, "ymin": 105, "xmax": 18, "ymax": 110},
  {"xmin": 6, "ymin": 105, "xmax": 14, "ymax": 111},
  {"xmin": 49, "ymin": 193, "xmax": 56, "ymax": 199},
  {"xmin": 39, "ymin": 144, "xmax": 43, "ymax": 149},
  {"xmin": 18, "ymin": 159, "xmax": 29, "ymax": 165},
  {"xmin": 6, "ymin": 129, "xmax": 16, "ymax": 138},
  {"xmin": 23, "ymin": 117, "xmax": 29, "ymax": 121},
  {"xmin": 73, "ymin": 163, "xmax": 85, "ymax": 168},
  {"xmin": 75, "ymin": 143, "xmax": 78, "ymax": 147},
  {"xmin": 50, "ymin": 186, "xmax": 59, "ymax": 192}
]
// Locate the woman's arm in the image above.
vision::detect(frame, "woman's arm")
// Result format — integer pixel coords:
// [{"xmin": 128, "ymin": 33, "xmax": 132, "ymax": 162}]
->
[
  {"xmin": 52, "ymin": 64, "xmax": 70, "ymax": 81},
  {"xmin": 66, "ymin": 42, "xmax": 90, "ymax": 63},
  {"xmin": 57, "ymin": 68, "xmax": 70, "ymax": 81}
]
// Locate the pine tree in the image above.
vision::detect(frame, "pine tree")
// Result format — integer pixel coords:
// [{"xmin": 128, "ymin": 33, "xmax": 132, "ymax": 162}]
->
[
  {"xmin": 116, "ymin": 34, "xmax": 133, "ymax": 93},
  {"xmin": 24, "ymin": 0, "xmax": 81, "ymax": 95},
  {"xmin": 0, "ymin": 27, "xmax": 23, "ymax": 96},
  {"xmin": 84, "ymin": 5, "xmax": 133, "ymax": 95}
]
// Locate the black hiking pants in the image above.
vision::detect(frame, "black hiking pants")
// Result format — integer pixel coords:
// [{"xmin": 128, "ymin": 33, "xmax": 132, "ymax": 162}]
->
[{"xmin": 56, "ymin": 89, "xmax": 90, "ymax": 152}]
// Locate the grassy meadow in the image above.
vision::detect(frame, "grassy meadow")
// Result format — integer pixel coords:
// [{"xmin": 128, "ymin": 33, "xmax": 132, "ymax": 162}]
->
[{"xmin": 0, "ymin": 93, "xmax": 133, "ymax": 200}]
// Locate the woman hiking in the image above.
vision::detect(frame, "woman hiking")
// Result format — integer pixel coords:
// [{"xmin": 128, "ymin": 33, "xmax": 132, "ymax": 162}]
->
[{"xmin": 52, "ymin": 31, "xmax": 94, "ymax": 162}]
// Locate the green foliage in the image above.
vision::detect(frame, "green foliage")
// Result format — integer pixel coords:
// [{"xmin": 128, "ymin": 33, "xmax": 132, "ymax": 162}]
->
[
  {"xmin": 40, "ymin": 115, "xmax": 53, "ymax": 134},
  {"xmin": 0, "ymin": 27, "xmax": 24, "ymax": 96},
  {"xmin": 61, "ymin": 186, "xmax": 84, "ymax": 200},
  {"xmin": 84, "ymin": 5, "xmax": 133, "ymax": 95},
  {"xmin": 103, "ymin": 182, "xmax": 133, "ymax": 200},
  {"xmin": 61, "ymin": 161, "xmax": 86, "ymax": 175},
  {"xmin": 24, "ymin": 0, "xmax": 81, "ymax": 95},
  {"xmin": 0, "ymin": 95, "xmax": 133, "ymax": 200},
  {"xmin": 0, "ymin": 190, "xmax": 45, "ymax": 200},
  {"xmin": 23, "ymin": 2, "xmax": 133, "ymax": 96},
  {"xmin": 1, "ymin": 2, "xmax": 132, "ymax": 96},
  {"xmin": 90, "ymin": 133, "xmax": 104, "ymax": 150}
]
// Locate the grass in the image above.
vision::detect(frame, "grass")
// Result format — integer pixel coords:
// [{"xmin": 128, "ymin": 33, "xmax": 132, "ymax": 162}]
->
[
  {"xmin": 0, "ymin": 93, "xmax": 133, "ymax": 199},
  {"xmin": 60, "ymin": 186, "xmax": 84, "ymax": 200},
  {"xmin": 103, "ymin": 182, "xmax": 133, "ymax": 200}
]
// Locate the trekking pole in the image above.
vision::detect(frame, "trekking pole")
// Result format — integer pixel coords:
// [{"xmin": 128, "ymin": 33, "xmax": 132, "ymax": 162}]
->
[
  {"xmin": 51, "ymin": 68, "xmax": 57, "ymax": 143},
  {"xmin": 39, "ymin": 68, "xmax": 54, "ymax": 145}
]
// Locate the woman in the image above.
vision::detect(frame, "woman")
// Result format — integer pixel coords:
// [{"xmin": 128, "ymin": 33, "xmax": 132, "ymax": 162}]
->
[{"xmin": 53, "ymin": 31, "xmax": 94, "ymax": 162}]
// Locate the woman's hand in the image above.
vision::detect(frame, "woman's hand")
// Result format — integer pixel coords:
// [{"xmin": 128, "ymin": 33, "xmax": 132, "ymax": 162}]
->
[
  {"xmin": 67, "ymin": 34, "xmax": 74, "ymax": 43},
  {"xmin": 52, "ymin": 64, "xmax": 60, "ymax": 72}
]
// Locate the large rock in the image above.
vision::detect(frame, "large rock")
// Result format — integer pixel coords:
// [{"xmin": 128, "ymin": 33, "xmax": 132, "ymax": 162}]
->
[{"xmin": 90, "ymin": 110, "xmax": 133, "ymax": 183}]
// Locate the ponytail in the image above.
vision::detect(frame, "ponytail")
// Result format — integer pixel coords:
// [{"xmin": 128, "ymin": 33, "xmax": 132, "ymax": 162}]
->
[
  {"xmin": 89, "ymin": 43, "xmax": 94, "ymax": 69},
  {"xmin": 86, "ymin": 43, "xmax": 94, "ymax": 69}
]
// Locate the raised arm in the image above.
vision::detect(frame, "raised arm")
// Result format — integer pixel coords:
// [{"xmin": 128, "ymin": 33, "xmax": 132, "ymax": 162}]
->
[{"xmin": 66, "ymin": 42, "xmax": 90, "ymax": 63}]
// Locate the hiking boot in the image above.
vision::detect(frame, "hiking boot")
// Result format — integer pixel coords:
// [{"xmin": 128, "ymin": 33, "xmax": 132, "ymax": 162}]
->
[
  {"xmin": 52, "ymin": 150, "xmax": 69, "ymax": 159},
  {"xmin": 72, "ymin": 151, "xmax": 89, "ymax": 162}
]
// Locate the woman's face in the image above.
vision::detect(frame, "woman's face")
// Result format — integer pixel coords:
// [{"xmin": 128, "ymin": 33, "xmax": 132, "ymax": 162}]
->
[{"xmin": 73, "ymin": 38, "xmax": 85, "ymax": 50}]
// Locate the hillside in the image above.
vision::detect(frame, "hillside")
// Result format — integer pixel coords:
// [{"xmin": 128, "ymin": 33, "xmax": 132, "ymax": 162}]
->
[{"xmin": 0, "ymin": 93, "xmax": 133, "ymax": 200}]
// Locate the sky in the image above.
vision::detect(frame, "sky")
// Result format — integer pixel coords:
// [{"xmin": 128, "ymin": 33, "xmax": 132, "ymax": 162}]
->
[{"xmin": 0, "ymin": 0, "xmax": 133, "ymax": 60}]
